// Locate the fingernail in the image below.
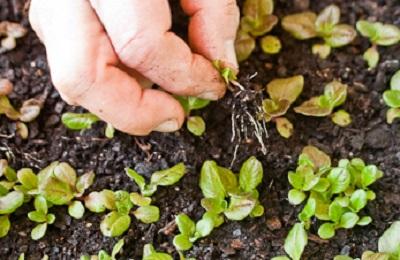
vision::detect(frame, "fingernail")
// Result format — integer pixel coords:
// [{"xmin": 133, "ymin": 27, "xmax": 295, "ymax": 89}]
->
[
  {"xmin": 198, "ymin": 91, "xmax": 220, "ymax": 100},
  {"xmin": 154, "ymin": 119, "xmax": 179, "ymax": 132}
]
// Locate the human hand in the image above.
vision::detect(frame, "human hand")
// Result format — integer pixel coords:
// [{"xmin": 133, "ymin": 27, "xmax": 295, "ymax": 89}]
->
[{"xmin": 29, "ymin": 0, "xmax": 239, "ymax": 135}]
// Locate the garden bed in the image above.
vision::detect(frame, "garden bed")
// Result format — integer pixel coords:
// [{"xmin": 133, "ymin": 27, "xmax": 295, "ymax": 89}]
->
[{"xmin": 0, "ymin": 0, "xmax": 400, "ymax": 259}]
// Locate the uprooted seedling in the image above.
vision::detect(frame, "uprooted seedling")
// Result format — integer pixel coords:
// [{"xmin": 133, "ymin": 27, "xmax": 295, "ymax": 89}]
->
[
  {"xmin": 235, "ymin": 0, "xmax": 280, "ymax": 61},
  {"xmin": 80, "ymin": 239, "xmax": 124, "ymax": 260},
  {"xmin": 261, "ymin": 75, "xmax": 304, "ymax": 138},
  {"xmin": 282, "ymin": 4, "xmax": 356, "ymax": 59},
  {"xmin": 274, "ymin": 145, "xmax": 382, "ymax": 260},
  {"xmin": 62, "ymin": 112, "xmax": 115, "ymax": 139},
  {"xmin": 177, "ymin": 96, "xmax": 210, "ymax": 136},
  {"xmin": 0, "ymin": 21, "xmax": 27, "ymax": 54},
  {"xmin": 294, "ymin": 80, "xmax": 352, "ymax": 127},
  {"xmin": 383, "ymin": 70, "xmax": 400, "ymax": 124},
  {"xmin": 356, "ymin": 20, "xmax": 400, "ymax": 69}
]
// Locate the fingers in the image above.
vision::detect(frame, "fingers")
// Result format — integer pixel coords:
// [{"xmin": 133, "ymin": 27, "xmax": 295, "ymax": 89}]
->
[
  {"xmin": 29, "ymin": 0, "xmax": 184, "ymax": 135},
  {"xmin": 89, "ymin": 0, "xmax": 226, "ymax": 100},
  {"xmin": 181, "ymin": 0, "xmax": 240, "ymax": 70}
]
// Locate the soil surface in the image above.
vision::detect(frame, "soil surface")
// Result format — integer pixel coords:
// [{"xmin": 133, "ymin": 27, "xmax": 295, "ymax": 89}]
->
[{"xmin": 1, "ymin": 0, "xmax": 400, "ymax": 259}]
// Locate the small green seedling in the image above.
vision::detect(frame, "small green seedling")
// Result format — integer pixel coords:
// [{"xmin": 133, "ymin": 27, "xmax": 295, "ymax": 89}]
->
[
  {"xmin": 282, "ymin": 5, "xmax": 356, "ymax": 59},
  {"xmin": 200, "ymin": 157, "xmax": 264, "ymax": 222},
  {"xmin": 62, "ymin": 112, "xmax": 114, "ymax": 139},
  {"xmin": 383, "ymin": 70, "xmax": 400, "ymax": 124},
  {"xmin": 235, "ymin": 0, "xmax": 279, "ymax": 62},
  {"xmin": 262, "ymin": 75, "xmax": 304, "ymax": 138},
  {"xmin": 142, "ymin": 244, "xmax": 173, "ymax": 260},
  {"xmin": 81, "ymin": 239, "xmax": 124, "ymax": 260},
  {"xmin": 334, "ymin": 221, "xmax": 400, "ymax": 260},
  {"xmin": 260, "ymin": 35, "xmax": 282, "ymax": 54},
  {"xmin": 173, "ymin": 212, "xmax": 222, "ymax": 251},
  {"xmin": 356, "ymin": 20, "xmax": 400, "ymax": 69},
  {"xmin": 294, "ymin": 81, "xmax": 351, "ymax": 126},
  {"xmin": 28, "ymin": 195, "xmax": 55, "ymax": 240},
  {"xmin": 213, "ymin": 60, "xmax": 238, "ymax": 85},
  {"xmin": 177, "ymin": 96, "xmax": 210, "ymax": 136},
  {"xmin": 278, "ymin": 145, "xmax": 383, "ymax": 260}
]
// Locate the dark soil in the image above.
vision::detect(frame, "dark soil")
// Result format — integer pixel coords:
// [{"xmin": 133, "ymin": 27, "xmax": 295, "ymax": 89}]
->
[{"xmin": 1, "ymin": 0, "xmax": 400, "ymax": 259}]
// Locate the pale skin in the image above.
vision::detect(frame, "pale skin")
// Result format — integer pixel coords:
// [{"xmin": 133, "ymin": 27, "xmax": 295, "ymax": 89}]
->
[{"xmin": 29, "ymin": 0, "xmax": 240, "ymax": 135}]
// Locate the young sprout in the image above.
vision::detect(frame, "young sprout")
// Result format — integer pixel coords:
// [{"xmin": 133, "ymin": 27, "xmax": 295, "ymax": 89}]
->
[
  {"xmin": 294, "ymin": 80, "xmax": 348, "ymax": 117},
  {"xmin": 241, "ymin": 0, "xmax": 278, "ymax": 37},
  {"xmin": 383, "ymin": 70, "xmax": 400, "ymax": 123},
  {"xmin": 0, "ymin": 21, "xmax": 27, "ymax": 54},
  {"xmin": 0, "ymin": 95, "xmax": 20, "ymax": 120},
  {"xmin": 262, "ymin": 75, "xmax": 304, "ymax": 138},
  {"xmin": 28, "ymin": 195, "xmax": 55, "ymax": 240},
  {"xmin": 199, "ymin": 157, "xmax": 264, "ymax": 223},
  {"xmin": 62, "ymin": 112, "xmax": 100, "ymax": 130},
  {"xmin": 356, "ymin": 20, "xmax": 400, "ymax": 69},
  {"xmin": 142, "ymin": 244, "xmax": 173, "ymax": 260},
  {"xmin": 177, "ymin": 96, "xmax": 210, "ymax": 136},
  {"xmin": 331, "ymin": 109, "xmax": 352, "ymax": 127},
  {"xmin": 260, "ymin": 35, "xmax": 282, "ymax": 54},
  {"xmin": 105, "ymin": 123, "xmax": 115, "ymax": 139},
  {"xmin": 235, "ymin": 30, "xmax": 256, "ymax": 62},
  {"xmin": 81, "ymin": 238, "xmax": 124, "ymax": 260},
  {"xmin": 16, "ymin": 122, "xmax": 29, "ymax": 139},
  {"xmin": 281, "ymin": 145, "xmax": 383, "ymax": 260},
  {"xmin": 213, "ymin": 60, "xmax": 237, "ymax": 84},
  {"xmin": 282, "ymin": 5, "xmax": 356, "ymax": 59}
]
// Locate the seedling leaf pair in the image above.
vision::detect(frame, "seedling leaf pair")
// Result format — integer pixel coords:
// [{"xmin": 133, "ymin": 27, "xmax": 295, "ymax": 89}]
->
[
  {"xmin": 28, "ymin": 195, "xmax": 55, "ymax": 240},
  {"xmin": 177, "ymin": 96, "xmax": 210, "ymax": 136},
  {"xmin": 81, "ymin": 239, "xmax": 124, "ymax": 260},
  {"xmin": 384, "ymin": 70, "xmax": 400, "ymax": 123}
]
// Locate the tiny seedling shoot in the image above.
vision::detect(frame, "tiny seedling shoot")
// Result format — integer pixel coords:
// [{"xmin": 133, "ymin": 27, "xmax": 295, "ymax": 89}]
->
[{"xmin": 383, "ymin": 70, "xmax": 400, "ymax": 124}]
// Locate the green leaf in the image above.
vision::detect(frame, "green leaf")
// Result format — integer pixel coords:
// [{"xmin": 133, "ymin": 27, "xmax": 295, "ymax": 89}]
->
[
  {"xmin": 318, "ymin": 222, "xmax": 336, "ymax": 239},
  {"xmin": 150, "ymin": 163, "xmax": 186, "ymax": 187},
  {"xmin": 328, "ymin": 167, "xmax": 351, "ymax": 194},
  {"xmin": 275, "ymin": 117, "xmax": 294, "ymax": 139},
  {"xmin": 301, "ymin": 145, "xmax": 331, "ymax": 171},
  {"xmin": 129, "ymin": 192, "xmax": 151, "ymax": 207},
  {"xmin": 250, "ymin": 204, "xmax": 265, "ymax": 217},
  {"xmin": 356, "ymin": 20, "xmax": 379, "ymax": 40},
  {"xmin": 105, "ymin": 123, "xmax": 115, "ymax": 139},
  {"xmin": 125, "ymin": 168, "xmax": 146, "ymax": 191},
  {"xmin": 98, "ymin": 250, "xmax": 112, "ymax": 260},
  {"xmin": 143, "ymin": 244, "xmax": 156, "ymax": 258},
  {"xmin": 173, "ymin": 234, "xmax": 193, "ymax": 251},
  {"xmin": 187, "ymin": 116, "xmax": 206, "ymax": 136},
  {"xmin": 294, "ymin": 97, "xmax": 332, "ymax": 116},
  {"xmin": 239, "ymin": 156, "xmax": 263, "ymax": 192},
  {"xmin": 363, "ymin": 46, "xmax": 380, "ymax": 69},
  {"xmin": 114, "ymin": 190, "xmax": 133, "ymax": 215},
  {"xmin": 217, "ymin": 167, "xmax": 238, "ymax": 194},
  {"xmin": 263, "ymin": 99, "xmax": 291, "ymax": 119},
  {"xmin": 0, "ymin": 215, "xmax": 10, "ymax": 238},
  {"xmin": 324, "ymin": 24, "xmax": 356, "ymax": 48},
  {"xmin": 47, "ymin": 213, "xmax": 55, "ymax": 224},
  {"xmin": 315, "ymin": 4, "xmax": 340, "ymax": 34},
  {"xmin": 390, "ymin": 70, "xmax": 400, "ymax": 90},
  {"xmin": 267, "ymin": 75, "xmax": 304, "ymax": 105},
  {"xmin": 288, "ymin": 189, "xmax": 306, "ymax": 205},
  {"xmin": 386, "ymin": 108, "xmax": 400, "ymax": 124},
  {"xmin": 201, "ymin": 198, "xmax": 227, "ymax": 214},
  {"xmin": 61, "ymin": 112, "xmax": 100, "ymax": 130},
  {"xmin": 324, "ymin": 81, "xmax": 348, "ymax": 108},
  {"xmin": 111, "ymin": 239, "xmax": 124, "ymax": 258},
  {"xmin": 0, "ymin": 96, "xmax": 20, "ymax": 120},
  {"xmin": 282, "ymin": 12, "xmax": 317, "ymax": 40},
  {"xmin": 101, "ymin": 190, "xmax": 117, "ymax": 210},
  {"xmin": 288, "ymin": 172, "xmax": 304, "ymax": 190},
  {"xmin": 383, "ymin": 90, "xmax": 400, "ymax": 108},
  {"xmin": 260, "ymin": 35, "xmax": 281, "ymax": 54},
  {"xmin": 374, "ymin": 23, "xmax": 400, "ymax": 46},
  {"xmin": 39, "ymin": 175, "xmax": 74, "ymax": 205},
  {"xmin": 75, "ymin": 171, "xmax": 95, "ymax": 196},
  {"xmin": 361, "ymin": 251, "xmax": 390, "ymax": 260},
  {"xmin": 31, "ymin": 223, "xmax": 47, "ymax": 240},
  {"xmin": 34, "ymin": 195, "xmax": 48, "ymax": 214},
  {"xmin": 333, "ymin": 255, "xmax": 354, "ymax": 260},
  {"xmin": 350, "ymin": 189, "xmax": 367, "ymax": 212},
  {"xmin": 331, "ymin": 110, "xmax": 352, "ymax": 127},
  {"xmin": 235, "ymin": 30, "xmax": 256, "ymax": 62},
  {"xmin": 378, "ymin": 221, "xmax": 400, "ymax": 254},
  {"xmin": 339, "ymin": 212, "xmax": 359, "ymax": 229},
  {"xmin": 312, "ymin": 43, "xmax": 332, "ymax": 59},
  {"xmin": 68, "ymin": 201, "xmax": 85, "ymax": 219},
  {"xmin": 0, "ymin": 190, "xmax": 24, "ymax": 214},
  {"xmin": 361, "ymin": 165, "xmax": 383, "ymax": 188},
  {"xmin": 133, "ymin": 205, "xmax": 160, "ymax": 224},
  {"xmin": 143, "ymin": 253, "xmax": 173, "ymax": 260},
  {"xmin": 312, "ymin": 178, "xmax": 330, "ymax": 192},
  {"xmin": 84, "ymin": 191, "xmax": 106, "ymax": 213},
  {"xmin": 195, "ymin": 214, "xmax": 215, "ymax": 238},
  {"xmin": 284, "ymin": 223, "xmax": 308, "ymax": 260},
  {"xmin": 100, "ymin": 211, "xmax": 131, "ymax": 237},
  {"xmin": 243, "ymin": 0, "xmax": 274, "ymax": 17},
  {"xmin": 328, "ymin": 201, "xmax": 345, "ymax": 223},
  {"xmin": 298, "ymin": 198, "xmax": 316, "ymax": 222},
  {"xmin": 224, "ymin": 193, "xmax": 257, "ymax": 221},
  {"xmin": 188, "ymin": 97, "xmax": 210, "ymax": 111},
  {"xmin": 17, "ymin": 168, "xmax": 38, "ymax": 190},
  {"xmin": 28, "ymin": 211, "xmax": 47, "ymax": 223},
  {"xmin": 53, "ymin": 162, "xmax": 77, "ymax": 187},
  {"xmin": 200, "ymin": 161, "xmax": 226, "ymax": 201},
  {"xmin": 18, "ymin": 253, "xmax": 25, "ymax": 260},
  {"xmin": 241, "ymin": 15, "xmax": 278, "ymax": 37},
  {"xmin": 357, "ymin": 216, "xmax": 372, "ymax": 226},
  {"xmin": 302, "ymin": 170, "xmax": 320, "ymax": 191},
  {"xmin": 175, "ymin": 214, "xmax": 196, "ymax": 236},
  {"xmin": 271, "ymin": 257, "xmax": 291, "ymax": 260}
]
